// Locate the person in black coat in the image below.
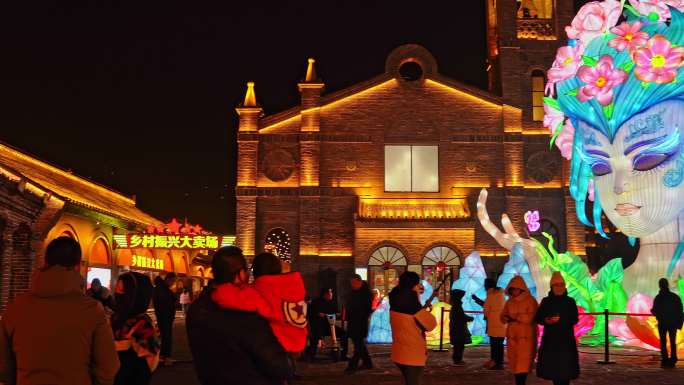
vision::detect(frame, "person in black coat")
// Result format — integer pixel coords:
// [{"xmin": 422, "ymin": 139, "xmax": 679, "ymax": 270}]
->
[
  {"xmin": 344, "ymin": 275, "xmax": 374, "ymax": 374},
  {"xmin": 535, "ymin": 272, "xmax": 579, "ymax": 385},
  {"xmin": 449, "ymin": 289, "xmax": 474, "ymax": 364},
  {"xmin": 186, "ymin": 246, "xmax": 291, "ymax": 385},
  {"xmin": 307, "ymin": 287, "xmax": 348, "ymax": 361},
  {"xmin": 651, "ymin": 278, "xmax": 684, "ymax": 368},
  {"xmin": 153, "ymin": 273, "xmax": 177, "ymax": 363}
]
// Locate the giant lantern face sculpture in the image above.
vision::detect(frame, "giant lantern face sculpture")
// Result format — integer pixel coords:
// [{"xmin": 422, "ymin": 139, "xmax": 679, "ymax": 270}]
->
[
  {"xmin": 546, "ymin": 0, "xmax": 684, "ymax": 294},
  {"xmin": 474, "ymin": 0, "xmax": 684, "ymax": 353},
  {"xmin": 537, "ymin": 0, "xmax": 684, "ymax": 350}
]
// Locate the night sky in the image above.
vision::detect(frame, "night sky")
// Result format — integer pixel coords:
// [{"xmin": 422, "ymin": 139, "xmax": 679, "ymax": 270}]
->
[{"xmin": 1, "ymin": 1, "xmax": 585, "ymax": 233}]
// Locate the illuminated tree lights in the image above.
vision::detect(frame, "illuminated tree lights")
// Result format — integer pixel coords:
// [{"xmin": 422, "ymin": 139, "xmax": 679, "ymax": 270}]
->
[{"xmin": 264, "ymin": 228, "xmax": 292, "ymax": 263}]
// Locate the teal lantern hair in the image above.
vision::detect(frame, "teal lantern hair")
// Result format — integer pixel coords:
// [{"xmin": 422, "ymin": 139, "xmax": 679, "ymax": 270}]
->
[{"xmin": 557, "ymin": 8, "xmax": 684, "ymax": 243}]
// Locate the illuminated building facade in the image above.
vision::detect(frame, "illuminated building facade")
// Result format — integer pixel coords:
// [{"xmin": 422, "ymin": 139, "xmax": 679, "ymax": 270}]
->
[
  {"xmin": 235, "ymin": 0, "xmax": 582, "ymax": 299},
  {"xmin": 0, "ymin": 143, "xmax": 219, "ymax": 309}
]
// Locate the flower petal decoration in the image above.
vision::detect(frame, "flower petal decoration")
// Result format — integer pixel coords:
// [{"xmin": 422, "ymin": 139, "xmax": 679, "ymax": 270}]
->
[
  {"xmin": 608, "ymin": 21, "xmax": 649, "ymax": 52},
  {"xmin": 576, "ymin": 55, "xmax": 628, "ymax": 106},
  {"xmin": 566, "ymin": 0, "xmax": 623, "ymax": 46},
  {"xmin": 633, "ymin": 34, "xmax": 684, "ymax": 84},
  {"xmin": 629, "ymin": 0, "xmax": 684, "ymax": 21}
]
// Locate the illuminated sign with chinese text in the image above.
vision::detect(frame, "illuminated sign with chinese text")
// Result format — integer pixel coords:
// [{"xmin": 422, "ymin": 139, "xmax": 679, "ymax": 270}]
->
[
  {"xmin": 113, "ymin": 234, "xmax": 235, "ymax": 250},
  {"xmin": 131, "ymin": 255, "xmax": 164, "ymax": 270},
  {"xmin": 113, "ymin": 218, "xmax": 235, "ymax": 251}
]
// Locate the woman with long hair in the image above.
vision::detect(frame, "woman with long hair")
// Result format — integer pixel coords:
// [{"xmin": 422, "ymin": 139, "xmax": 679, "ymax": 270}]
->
[{"xmin": 112, "ymin": 272, "xmax": 160, "ymax": 385}]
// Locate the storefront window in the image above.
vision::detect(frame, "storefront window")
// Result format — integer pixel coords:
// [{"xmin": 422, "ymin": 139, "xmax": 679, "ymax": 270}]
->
[
  {"xmin": 422, "ymin": 246, "xmax": 460, "ymax": 302},
  {"xmin": 368, "ymin": 245, "xmax": 407, "ymax": 295}
]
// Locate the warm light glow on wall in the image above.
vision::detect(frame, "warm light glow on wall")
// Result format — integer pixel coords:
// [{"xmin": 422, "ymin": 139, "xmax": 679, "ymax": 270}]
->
[
  {"xmin": 299, "ymin": 141, "xmax": 319, "ymax": 187},
  {"xmin": 319, "ymin": 252, "xmax": 353, "ymax": 257},
  {"xmin": 452, "ymin": 182, "xmax": 491, "ymax": 188},
  {"xmin": 358, "ymin": 198, "xmax": 470, "ymax": 220},
  {"xmin": 300, "ymin": 248, "xmax": 319, "ymax": 256},
  {"xmin": 523, "ymin": 183, "xmax": 561, "ymax": 189},
  {"xmin": 522, "ymin": 129, "xmax": 549, "ymax": 135}
]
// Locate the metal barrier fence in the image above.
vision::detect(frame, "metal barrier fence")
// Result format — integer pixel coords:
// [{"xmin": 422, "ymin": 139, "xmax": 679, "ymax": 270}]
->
[{"xmin": 433, "ymin": 307, "xmax": 659, "ymax": 364}]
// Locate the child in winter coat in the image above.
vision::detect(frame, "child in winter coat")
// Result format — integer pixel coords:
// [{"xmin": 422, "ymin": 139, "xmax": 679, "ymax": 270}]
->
[{"xmin": 210, "ymin": 252, "xmax": 308, "ymax": 353}]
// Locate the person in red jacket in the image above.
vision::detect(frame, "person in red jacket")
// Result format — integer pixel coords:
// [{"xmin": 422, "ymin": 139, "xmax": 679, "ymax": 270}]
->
[{"xmin": 211, "ymin": 252, "xmax": 308, "ymax": 353}]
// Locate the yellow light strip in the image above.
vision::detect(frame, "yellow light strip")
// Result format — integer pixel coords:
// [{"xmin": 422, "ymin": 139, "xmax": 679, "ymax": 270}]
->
[
  {"xmin": 425, "ymin": 79, "xmax": 501, "ymax": 108},
  {"xmin": 259, "ymin": 114, "xmax": 300, "ymax": 133},
  {"xmin": 321, "ymin": 80, "xmax": 396, "ymax": 110},
  {"xmin": 522, "ymin": 129, "xmax": 550, "ymax": 135},
  {"xmin": 0, "ymin": 144, "xmax": 135, "ymax": 205}
]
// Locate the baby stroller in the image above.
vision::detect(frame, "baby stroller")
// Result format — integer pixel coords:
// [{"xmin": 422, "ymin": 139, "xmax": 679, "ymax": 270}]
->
[{"xmin": 319, "ymin": 314, "xmax": 342, "ymax": 362}]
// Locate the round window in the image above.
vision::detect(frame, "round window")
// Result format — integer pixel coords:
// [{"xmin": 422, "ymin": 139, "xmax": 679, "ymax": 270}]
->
[{"xmin": 398, "ymin": 61, "xmax": 423, "ymax": 81}]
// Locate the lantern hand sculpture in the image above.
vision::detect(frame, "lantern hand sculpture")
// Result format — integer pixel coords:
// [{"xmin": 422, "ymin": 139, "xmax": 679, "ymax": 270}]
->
[{"xmin": 477, "ymin": 188, "xmax": 552, "ymax": 299}]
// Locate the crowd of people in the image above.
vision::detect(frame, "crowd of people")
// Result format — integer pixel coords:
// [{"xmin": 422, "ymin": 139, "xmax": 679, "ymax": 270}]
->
[
  {"xmin": 0, "ymin": 236, "xmax": 188, "ymax": 385},
  {"xmin": 0, "ymin": 238, "xmax": 681, "ymax": 385}
]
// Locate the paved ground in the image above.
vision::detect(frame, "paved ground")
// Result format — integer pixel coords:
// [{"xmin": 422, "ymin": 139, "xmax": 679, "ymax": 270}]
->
[{"xmin": 152, "ymin": 318, "xmax": 684, "ymax": 385}]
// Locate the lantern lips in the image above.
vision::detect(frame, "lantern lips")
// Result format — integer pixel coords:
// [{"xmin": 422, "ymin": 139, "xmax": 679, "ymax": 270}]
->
[{"xmin": 615, "ymin": 203, "xmax": 641, "ymax": 216}]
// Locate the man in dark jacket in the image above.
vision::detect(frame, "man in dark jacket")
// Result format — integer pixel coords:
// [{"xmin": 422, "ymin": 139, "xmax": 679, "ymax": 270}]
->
[
  {"xmin": 345, "ymin": 275, "xmax": 374, "ymax": 374},
  {"xmin": 651, "ymin": 278, "xmax": 684, "ymax": 368},
  {"xmin": 186, "ymin": 246, "xmax": 291, "ymax": 385},
  {"xmin": 153, "ymin": 272, "xmax": 177, "ymax": 364}
]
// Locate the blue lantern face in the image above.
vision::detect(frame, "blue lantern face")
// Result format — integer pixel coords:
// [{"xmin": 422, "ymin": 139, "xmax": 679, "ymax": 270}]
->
[{"xmin": 578, "ymin": 99, "xmax": 684, "ymax": 237}]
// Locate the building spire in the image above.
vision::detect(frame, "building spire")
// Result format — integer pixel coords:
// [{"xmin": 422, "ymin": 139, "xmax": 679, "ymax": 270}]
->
[
  {"xmin": 243, "ymin": 81, "xmax": 257, "ymax": 107},
  {"xmin": 305, "ymin": 58, "xmax": 317, "ymax": 82}
]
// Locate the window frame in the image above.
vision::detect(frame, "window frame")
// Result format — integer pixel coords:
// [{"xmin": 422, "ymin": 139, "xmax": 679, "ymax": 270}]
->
[
  {"xmin": 383, "ymin": 144, "xmax": 440, "ymax": 193},
  {"xmin": 531, "ymin": 70, "xmax": 546, "ymax": 122}
]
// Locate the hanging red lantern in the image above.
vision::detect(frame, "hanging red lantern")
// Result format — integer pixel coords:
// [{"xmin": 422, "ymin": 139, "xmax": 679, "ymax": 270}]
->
[
  {"xmin": 382, "ymin": 261, "xmax": 392, "ymax": 270},
  {"xmin": 436, "ymin": 261, "xmax": 447, "ymax": 272}
]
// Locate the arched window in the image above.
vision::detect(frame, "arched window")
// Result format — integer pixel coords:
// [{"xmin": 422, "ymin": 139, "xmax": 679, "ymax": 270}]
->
[
  {"xmin": 368, "ymin": 246, "xmax": 407, "ymax": 295},
  {"xmin": 532, "ymin": 70, "xmax": 545, "ymax": 121},
  {"xmin": 89, "ymin": 238, "xmax": 110, "ymax": 266},
  {"xmin": 264, "ymin": 228, "xmax": 292, "ymax": 263},
  {"xmin": 422, "ymin": 246, "xmax": 460, "ymax": 302}
]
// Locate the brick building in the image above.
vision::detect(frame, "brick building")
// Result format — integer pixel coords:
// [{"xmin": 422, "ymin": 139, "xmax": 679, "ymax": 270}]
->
[{"xmin": 235, "ymin": 0, "xmax": 584, "ymax": 300}]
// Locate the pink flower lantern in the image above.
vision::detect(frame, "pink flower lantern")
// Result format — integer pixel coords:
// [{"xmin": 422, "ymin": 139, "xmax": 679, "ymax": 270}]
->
[
  {"xmin": 608, "ymin": 21, "xmax": 649, "ymax": 52},
  {"xmin": 566, "ymin": 0, "xmax": 622, "ymax": 46},
  {"xmin": 577, "ymin": 55, "xmax": 627, "ymax": 106},
  {"xmin": 633, "ymin": 35, "xmax": 684, "ymax": 84}
]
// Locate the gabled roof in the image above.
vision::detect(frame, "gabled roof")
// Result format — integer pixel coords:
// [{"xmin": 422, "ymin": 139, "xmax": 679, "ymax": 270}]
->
[
  {"xmin": 0, "ymin": 142, "xmax": 162, "ymax": 227},
  {"xmin": 259, "ymin": 61, "xmax": 508, "ymax": 131}
]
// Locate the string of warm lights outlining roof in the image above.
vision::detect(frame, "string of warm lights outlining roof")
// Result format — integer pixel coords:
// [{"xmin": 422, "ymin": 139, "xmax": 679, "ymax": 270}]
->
[{"xmin": 0, "ymin": 142, "xmax": 161, "ymax": 226}]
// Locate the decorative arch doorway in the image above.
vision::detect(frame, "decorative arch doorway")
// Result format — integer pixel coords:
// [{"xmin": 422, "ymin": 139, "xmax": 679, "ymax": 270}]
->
[
  {"xmin": 422, "ymin": 245, "xmax": 460, "ymax": 302},
  {"xmin": 368, "ymin": 245, "xmax": 407, "ymax": 295}
]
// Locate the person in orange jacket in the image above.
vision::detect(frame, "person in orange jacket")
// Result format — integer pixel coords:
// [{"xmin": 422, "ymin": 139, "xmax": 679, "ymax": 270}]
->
[{"xmin": 501, "ymin": 276, "xmax": 538, "ymax": 385}]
